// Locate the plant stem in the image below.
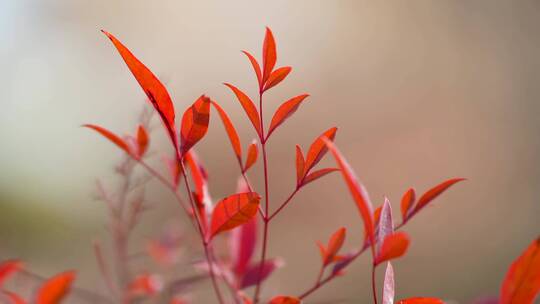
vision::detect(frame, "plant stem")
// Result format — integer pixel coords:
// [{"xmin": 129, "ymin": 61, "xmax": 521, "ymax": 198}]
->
[
  {"xmin": 371, "ymin": 265, "xmax": 378, "ymax": 304},
  {"xmin": 268, "ymin": 188, "xmax": 299, "ymax": 221},
  {"xmin": 253, "ymin": 92, "xmax": 270, "ymax": 303}
]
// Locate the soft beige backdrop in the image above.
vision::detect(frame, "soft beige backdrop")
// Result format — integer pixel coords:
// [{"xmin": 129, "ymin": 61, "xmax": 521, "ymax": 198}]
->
[{"xmin": 1, "ymin": 0, "xmax": 540, "ymax": 303}]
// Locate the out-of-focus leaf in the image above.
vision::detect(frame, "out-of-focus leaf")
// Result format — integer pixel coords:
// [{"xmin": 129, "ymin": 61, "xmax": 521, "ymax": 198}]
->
[
  {"xmin": 302, "ymin": 168, "xmax": 339, "ymax": 187},
  {"xmin": 324, "ymin": 139, "xmax": 375, "ymax": 249},
  {"xmin": 269, "ymin": 296, "xmax": 301, "ymax": 304},
  {"xmin": 242, "ymin": 50, "xmax": 262, "ymax": 87},
  {"xmin": 230, "ymin": 216, "xmax": 257, "ymax": 277},
  {"xmin": 239, "ymin": 259, "xmax": 282, "ymax": 289},
  {"xmin": 263, "ymin": 67, "xmax": 291, "ymax": 92},
  {"xmin": 128, "ymin": 273, "xmax": 163, "ymax": 296},
  {"xmin": 400, "ymin": 188, "xmax": 415, "ymax": 222},
  {"xmin": 262, "ymin": 27, "xmax": 277, "ymax": 84},
  {"xmin": 411, "ymin": 178, "xmax": 465, "ymax": 217},
  {"xmin": 267, "ymin": 94, "xmax": 309, "ymax": 138},
  {"xmin": 320, "ymin": 227, "xmax": 346, "ymax": 266},
  {"xmin": 375, "ymin": 232, "xmax": 410, "ymax": 266},
  {"xmin": 2, "ymin": 291, "xmax": 26, "ymax": 304},
  {"xmin": 83, "ymin": 125, "xmax": 131, "ymax": 155},
  {"xmin": 397, "ymin": 298, "xmax": 444, "ymax": 304},
  {"xmin": 184, "ymin": 151, "xmax": 211, "ymax": 229},
  {"xmin": 212, "ymin": 101, "xmax": 242, "ymax": 162},
  {"xmin": 180, "ymin": 95, "xmax": 211, "ymax": 155},
  {"xmin": 0, "ymin": 260, "xmax": 23, "ymax": 287},
  {"xmin": 305, "ymin": 128, "xmax": 337, "ymax": 174},
  {"xmin": 209, "ymin": 192, "xmax": 261, "ymax": 240},
  {"xmin": 35, "ymin": 270, "xmax": 76, "ymax": 304},
  {"xmin": 500, "ymin": 236, "xmax": 540, "ymax": 304},
  {"xmin": 136, "ymin": 125, "xmax": 149, "ymax": 157},
  {"xmin": 382, "ymin": 262, "xmax": 395, "ymax": 304},
  {"xmin": 224, "ymin": 83, "xmax": 262, "ymax": 137},
  {"xmin": 101, "ymin": 30, "xmax": 177, "ymax": 149},
  {"xmin": 244, "ymin": 141, "xmax": 258, "ymax": 172}
]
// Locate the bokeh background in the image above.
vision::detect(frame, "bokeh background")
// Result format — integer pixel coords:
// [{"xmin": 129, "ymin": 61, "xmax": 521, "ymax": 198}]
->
[{"xmin": 1, "ymin": 0, "xmax": 540, "ymax": 303}]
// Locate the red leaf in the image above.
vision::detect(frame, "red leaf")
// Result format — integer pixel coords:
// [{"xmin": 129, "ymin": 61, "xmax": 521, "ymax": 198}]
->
[
  {"xmin": 230, "ymin": 216, "xmax": 257, "ymax": 278},
  {"xmin": 375, "ymin": 232, "xmax": 411, "ymax": 266},
  {"xmin": 321, "ymin": 227, "xmax": 346, "ymax": 266},
  {"xmin": 2, "ymin": 291, "xmax": 26, "ymax": 304},
  {"xmin": 209, "ymin": 192, "xmax": 261, "ymax": 240},
  {"xmin": 212, "ymin": 101, "xmax": 242, "ymax": 162},
  {"xmin": 180, "ymin": 95, "xmax": 211, "ymax": 155},
  {"xmin": 377, "ymin": 198, "xmax": 394, "ymax": 256},
  {"xmin": 239, "ymin": 259, "xmax": 282, "ymax": 289},
  {"xmin": 128, "ymin": 273, "xmax": 163, "ymax": 296},
  {"xmin": 382, "ymin": 262, "xmax": 395, "ymax": 304},
  {"xmin": 35, "ymin": 270, "xmax": 76, "ymax": 304},
  {"xmin": 263, "ymin": 67, "xmax": 292, "ymax": 92},
  {"xmin": 101, "ymin": 31, "xmax": 177, "ymax": 149},
  {"xmin": 324, "ymin": 139, "xmax": 375, "ymax": 250},
  {"xmin": 267, "ymin": 94, "xmax": 309, "ymax": 139},
  {"xmin": 302, "ymin": 168, "xmax": 339, "ymax": 187},
  {"xmin": 500, "ymin": 236, "xmax": 540, "ymax": 304},
  {"xmin": 411, "ymin": 178, "xmax": 465, "ymax": 217},
  {"xmin": 262, "ymin": 27, "xmax": 277, "ymax": 84},
  {"xmin": 0, "ymin": 259, "xmax": 23, "ymax": 287},
  {"xmin": 305, "ymin": 127, "xmax": 337, "ymax": 174},
  {"xmin": 224, "ymin": 83, "xmax": 262, "ymax": 137},
  {"xmin": 136, "ymin": 125, "xmax": 149, "ymax": 157},
  {"xmin": 83, "ymin": 124, "xmax": 131, "ymax": 155},
  {"xmin": 400, "ymin": 188, "xmax": 415, "ymax": 222},
  {"xmin": 244, "ymin": 141, "xmax": 258, "ymax": 172},
  {"xmin": 184, "ymin": 151, "xmax": 211, "ymax": 229},
  {"xmin": 269, "ymin": 296, "xmax": 300, "ymax": 304},
  {"xmin": 163, "ymin": 154, "xmax": 183, "ymax": 187},
  {"xmin": 242, "ymin": 50, "xmax": 262, "ymax": 87},
  {"xmin": 295, "ymin": 145, "xmax": 305, "ymax": 186},
  {"xmin": 397, "ymin": 298, "xmax": 444, "ymax": 304}
]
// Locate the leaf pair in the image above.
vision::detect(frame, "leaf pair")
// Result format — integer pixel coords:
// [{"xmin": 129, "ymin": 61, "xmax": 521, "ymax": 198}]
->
[
  {"xmin": 317, "ymin": 227, "xmax": 347, "ymax": 267},
  {"xmin": 400, "ymin": 178, "xmax": 465, "ymax": 223},
  {"xmin": 296, "ymin": 128, "xmax": 339, "ymax": 187},
  {"xmin": 374, "ymin": 199, "xmax": 410, "ymax": 266},
  {"xmin": 382, "ymin": 262, "xmax": 443, "ymax": 304},
  {"xmin": 84, "ymin": 124, "xmax": 149, "ymax": 159}
]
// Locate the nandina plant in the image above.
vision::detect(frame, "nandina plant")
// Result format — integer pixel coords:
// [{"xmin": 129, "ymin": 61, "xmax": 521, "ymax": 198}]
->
[{"xmin": 0, "ymin": 28, "xmax": 539, "ymax": 304}]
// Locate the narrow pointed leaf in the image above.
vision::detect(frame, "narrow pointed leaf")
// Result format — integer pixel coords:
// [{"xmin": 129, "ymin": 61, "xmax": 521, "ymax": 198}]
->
[
  {"xmin": 267, "ymin": 94, "xmax": 309, "ymax": 138},
  {"xmin": 269, "ymin": 296, "xmax": 301, "ymax": 304},
  {"xmin": 400, "ymin": 188, "xmax": 415, "ymax": 222},
  {"xmin": 35, "ymin": 270, "xmax": 76, "ymax": 304},
  {"xmin": 101, "ymin": 31, "xmax": 177, "ymax": 148},
  {"xmin": 263, "ymin": 66, "xmax": 292, "ymax": 92},
  {"xmin": 239, "ymin": 258, "xmax": 282, "ymax": 289},
  {"xmin": 180, "ymin": 95, "xmax": 211, "ymax": 155},
  {"xmin": 324, "ymin": 139, "xmax": 375, "ymax": 248},
  {"xmin": 83, "ymin": 124, "xmax": 131, "ymax": 155},
  {"xmin": 302, "ymin": 168, "xmax": 339, "ymax": 187},
  {"xmin": 209, "ymin": 192, "xmax": 261, "ymax": 240},
  {"xmin": 242, "ymin": 51, "xmax": 262, "ymax": 87},
  {"xmin": 500, "ymin": 237, "xmax": 540, "ymax": 304},
  {"xmin": 136, "ymin": 125, "xmax": 149, "ymax": 157},
  {"xmin": 224, "ymin": 83, "xmax": 262, "ymax": 137},
  {"xmin": 383, "ymin": 262, "xmax": 395, "ymax": 304},
  {"xmin": 262, "ymin": 27, "xmax": 277, "ymax": 84},
  {"xmin": 322, "ymin": 227, "xmax": 346, "ymax": 266},
  {"xmin": 0, "ymin": 260, "xmax": 23, "ymax": 287},
  {"xmin": 412, "ymin": 178, "xmax": 465, "ymax": 216},
  {"xmin": 377, "ymin": 198, "xmax": 394, "ymax": 256},
  {"xmin": 212, "ymin": 101, "xmax": 242, "ymax": 162},
  {"xmin": 375, "ymin": 232, "xmax": 410, "ymax": 265},
  {"xmin": 244, "ymin": 141, "xmax": 258, "ymax": 172},
  {"xmin": 230, "ymin": 216, "xmax": 257, "ymax": 277},
  {"xmin": 305, "ymin": 127, "xmax": 337, "ymax": 174},
  {"xmin": 184, "ymin": 151, "xmax": 211, "ymax": 229},
  {"xmin": 397, "ymin": 298, "xmax": 444, "ymax": 304},
  {"xmin": 295, "ymin": 145, "xmax": 306, "ymax": 185}
]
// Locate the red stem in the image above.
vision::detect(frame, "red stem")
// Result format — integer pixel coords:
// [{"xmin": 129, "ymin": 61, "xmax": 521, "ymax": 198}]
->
[
  {"xmin": 371, "ymin": 264, "xmax": 378, "ymax": 304},
  {"xmin": 268, "ymin": 188, "xmax": 299, "ymax": 221}
]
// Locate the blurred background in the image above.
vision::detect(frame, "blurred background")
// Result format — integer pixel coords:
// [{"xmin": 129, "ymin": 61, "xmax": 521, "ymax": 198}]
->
[{"xmin": 1, "ymin": 0, "xmax": 540, "ymax": 303}]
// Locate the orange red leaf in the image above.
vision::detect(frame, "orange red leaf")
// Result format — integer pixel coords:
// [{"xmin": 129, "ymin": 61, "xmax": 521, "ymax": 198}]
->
[
  {"xmin": 209, "ymin": 192, "xmax": 261, "ymax": 240},
  {"xmin": 262, "ymin": 27, "xmax": 277, "ymax": 84},
  {"xmin": 500, "ymin": 236, "xmax": 540, "ymax": 304},
  {"xmin": 263, "ymin": 67, "xmax": 292, "ymax": 92},
  {"xmin": 0, "ymin": 260, "xmax": 23, "ymax": 287},
  {"xmin": 35, "ymin": 270, "xmax": 76, "ymax": 304},
  {"xmin": 295, "ymin": 145, "xmax": 305, "ymax": 186},
  {"xmin": 320, "ymin": 227, "xmax": 347, "ymax": 266},
  {"xmin": 324, "ymin": 139, "xmax": 375, "ymax": 250},
  {"xmin": 212, "ymin": 101, "xmax": 242, "ymax": 162},
  {"xmin": 267, "ymin": 94, "xmax": 309, "ymax": 139},
  {"xmin": 101, "ymin": 30, "xmax": 177, "ymax": 149},
  {"xmin": 305, "ymin": 128, "xmax": 337, "ymax": 174},
  {"xmin": 242, "ymin": 50, "xmax": 262, "ymax": 87},
  {"xmin": 83, "ymin": 124, "xmax": 131, "ymax": 155},
  {"xmin": 302, "ymin": 168, "xmax": 339, "ymax": 187},
  {"xmin": 397, "ymin": 298, "xmax": 444, "ymax": 304},
  {"xmin": 244, "ymin": 141, "xmax": 258, "ymax": 172},
  {"xmin": 375, "ymin": 232, "xmax": 411, "ymax": 266},
  {"xmin": 412, "ymin": 178, "xmax": 465, "ymax": 216},
  {"xmin": 269, "ymin": 296, "xmax": 301, "ymax": 304},
  {"xmin": 180, "ymin": 95, "xmax": 211, "ymax": 155},
  {"xmin": 136, "ymin": 125, "xmax": 149, "ymax": 157},
  {"xmin": 400, "ymin": 188, "xmax": 415, "ymax": 222},
  {"xmin": 224, "ymin": 83, "xmax": 262, "ymax": 137}
]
